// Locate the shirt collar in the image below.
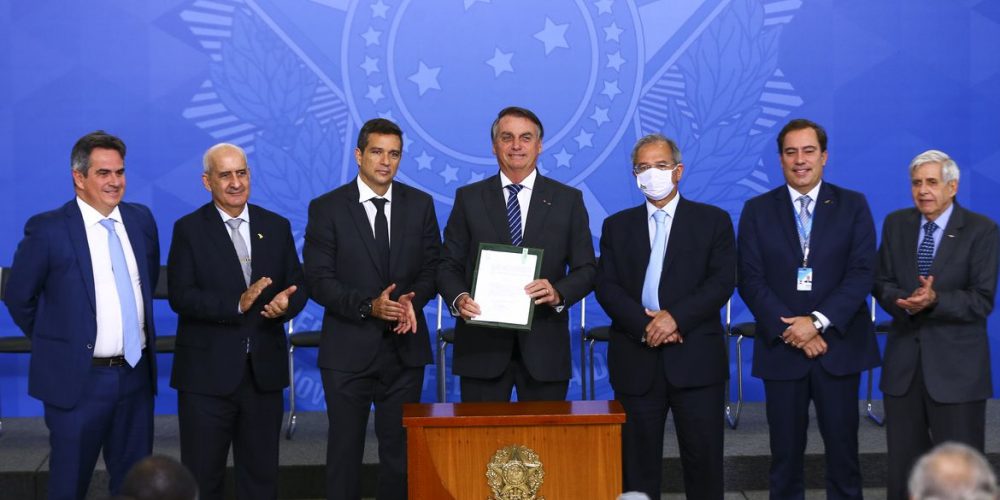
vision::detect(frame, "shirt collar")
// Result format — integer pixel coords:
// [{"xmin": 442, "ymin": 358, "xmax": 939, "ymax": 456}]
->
[
  {"xmin": 214, "ymin": 203, "xmax": 250, "ymax": 224},
  {"xmin": 922, "ymin": 201, "xmax": 955, "ymax": 230},
  {"xmin": 357, "ymin": 176, "xmax": 393, "ymax": 203},
  {"xmin": 499, "ymin": 169, "xmax": 537, "ymax": 191},
  {"xmin": 77, "ymin": 197, "xmax": 124, "ymax": 226},
  {"xmin": 645, "ymin": 193, "xmax": 680, "ymax": 220},
  {"xmin": 787, "ymin": 180, "xmax": 823, "ymax": 206}
]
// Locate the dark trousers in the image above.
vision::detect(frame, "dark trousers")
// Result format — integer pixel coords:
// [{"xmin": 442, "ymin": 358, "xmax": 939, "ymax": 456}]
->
[
  {"xmin": 764, "ymin": 364, "xmax": 862, "ymax": 500},
  {"xmin": 616, "ymin": 356, "xmax": 725, "ymax": 500},
  {"xmin": 460, "ymin": 343, "xmax": 568, "ymax": 402},
  {"xmin": 884, "ymin": 355, "xmax": 986, "ymax": 500},
  {"xmin": 44, "ymin": 355, "xmax": 153, "ymax": 500},
  {"xmin": 321, "ymin": 335, "xmax": 424, "ymax": 500},
  {"xmin": 178, "ymin": 359, "xmax": 283, "ymax": 500}
]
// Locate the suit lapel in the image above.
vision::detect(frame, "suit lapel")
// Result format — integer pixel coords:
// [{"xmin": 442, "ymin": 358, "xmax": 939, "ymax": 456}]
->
[
  {"xmin": 771, "ymin": 188, "xmax": 802, "ymax": 260},
  {"xmin": 481, "ymin": 175, "xmax": 513, "ymax": 245},
  {"xmin": 65, "ymin": 201, "xmax": 97, "ymax": 313},
  {"xmin": 930, "ymin": 203, "xmax": 965, "ymax": 276},
  {"xmin": 898, "ymin": 209, "xmax": 921, "ymax": 279},
  {"xmin": 661, "ymin": 197, "xmax": 687, "ymax": 277},
  {"xmin": 347, "ymin": 181, "xmax": 387, "ymax": 279},
  {"xmin": 119, "ymin": 204, "xmax": 152, "ymax": 305},
  {"xmin": 200, "ymin": 203, "xmax": 248, "ymax": 289},
  {"xmin": 629, "ymin": 205, "xmax": 652, "ymax": 295},
  {"xmin": 808, "ymin": 183, "xmax": 837, "ymax": 261},
  {"xmin": 247, "ymin": 205, "xmax": 267, "ymax": 284},
  {"xmin": 389, "ymin": 185, "xmax": 406, "ymax": 277},
  {"xmin": 522, "ymin": 175, "xmax": 553, "ymax": 247}
]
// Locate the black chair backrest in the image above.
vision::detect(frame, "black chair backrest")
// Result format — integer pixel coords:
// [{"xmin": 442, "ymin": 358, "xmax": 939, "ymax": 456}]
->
[
  {"xmin": 154, "ymin": 266, "xmax": 168, "ymax": 300},
  {"xmin": 0, "ymin": 267, "xmax": 8, "ymax": 302}
]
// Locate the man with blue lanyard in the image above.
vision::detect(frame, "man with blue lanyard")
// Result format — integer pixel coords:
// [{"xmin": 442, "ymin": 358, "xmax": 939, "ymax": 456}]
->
[{"xmin": 737, "ymin": 118, "xmax": 880, "ymax": 499}]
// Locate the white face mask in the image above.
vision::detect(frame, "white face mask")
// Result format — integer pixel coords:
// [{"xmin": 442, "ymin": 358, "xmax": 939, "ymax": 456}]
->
[{"xmin": 636, "ymin": 168, "xmax": 675, "ymax": 201}]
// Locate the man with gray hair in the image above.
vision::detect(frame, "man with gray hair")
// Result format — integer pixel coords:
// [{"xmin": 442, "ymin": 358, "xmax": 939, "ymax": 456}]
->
[
  {"xmin": 596, "ymin": 133, "xmax": 735, "ymax": 498},
  {"xmin": 908, "ymin": 442, "xmax": 999, "ymax": 500},
  {"xmin": 168, "ymin": 143, "xmax": 307, "ymax": 499},
  {"xmin": 874, "ymin": 150, "xmax": 999, "ymax": 500}
]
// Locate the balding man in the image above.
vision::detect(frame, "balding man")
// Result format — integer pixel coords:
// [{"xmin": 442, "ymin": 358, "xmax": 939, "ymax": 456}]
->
[
  {"xmin": 168, "ymin": 143, "xmax": 307, "ymax": 499},
  {"xmin": 908, "ymin": 442, "xmax": 999, "ymax": 500}
]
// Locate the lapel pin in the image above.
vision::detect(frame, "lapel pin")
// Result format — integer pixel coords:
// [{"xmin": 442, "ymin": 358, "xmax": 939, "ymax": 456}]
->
[
  {"xmin": 823, "ymin": 199, "xmax": 832, "ymax": 204},
  {"xmin": 947, "ymin": 234, "xmax": 955, "ymax": 238},
  {"xmin": 257, "ymin": 233, "xmax": 263, "ymax": 239},
  {"xmin": 542, "ymin": 199, "xmax": 552, "ymax": 206}
]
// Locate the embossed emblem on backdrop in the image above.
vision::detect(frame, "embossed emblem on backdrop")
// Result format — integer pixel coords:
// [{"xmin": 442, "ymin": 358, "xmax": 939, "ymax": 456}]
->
[{"xmin": 341, "ymin": 0, "xmax": 642, "ymax": 201}]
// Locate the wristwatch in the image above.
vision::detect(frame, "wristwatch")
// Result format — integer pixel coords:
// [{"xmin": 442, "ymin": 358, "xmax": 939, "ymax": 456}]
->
[
  {"xmin": 809, "ymin": 313, "xmax": 823, "ymax": 332},
  {"xmin": 359, "ymin": 298, "xmax": 373, "ymax": 319}
]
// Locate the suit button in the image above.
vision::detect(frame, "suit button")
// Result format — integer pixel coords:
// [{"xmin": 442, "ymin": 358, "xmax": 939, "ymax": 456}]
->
[{"xmin": 86, "ymin": 343, "xmax": 94, "ymax": 350}]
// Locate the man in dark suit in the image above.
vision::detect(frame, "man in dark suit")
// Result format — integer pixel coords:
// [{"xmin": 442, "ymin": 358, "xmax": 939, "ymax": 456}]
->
[
  {"xmin": 737, "ymin": 119, "xmax": 880, "ymax": 499},
  {"xmin": 5, "ymin": 130, "xmax": 159, "ymax": 499},
  {"xmin": 437, "ymin": 106, "xmax": 597, "ymax": 402},
  {"xmin": 596, "ymin": 134, "xmax": 735, "ymax": 499},
  {"xmin": 167, "ymin": 143, "xmax": 307, "ymax": 500},
  {"xmin": 873, "ymin": 149, "xmax": 999, "ymax": 500},
  {"xmin": 303, "ymin": 118, "xmax": 440, "ymax": 500}
]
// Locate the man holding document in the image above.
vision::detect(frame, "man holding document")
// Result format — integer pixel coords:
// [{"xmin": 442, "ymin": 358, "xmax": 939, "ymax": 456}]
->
[{"xmin": 438, "ymin": 106, "xmax": 597, "ymax": 402}]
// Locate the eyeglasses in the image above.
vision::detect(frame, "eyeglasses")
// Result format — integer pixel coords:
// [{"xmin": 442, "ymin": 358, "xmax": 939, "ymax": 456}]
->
[{"xmin": 632, "ymin": 162, "xmax": 679, "ymax": 174}]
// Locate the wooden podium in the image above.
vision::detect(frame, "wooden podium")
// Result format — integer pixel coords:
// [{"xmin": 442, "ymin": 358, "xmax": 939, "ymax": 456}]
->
[{"xmin": 403, "ymin": 400, "xmax": 625, "ymax": 499}]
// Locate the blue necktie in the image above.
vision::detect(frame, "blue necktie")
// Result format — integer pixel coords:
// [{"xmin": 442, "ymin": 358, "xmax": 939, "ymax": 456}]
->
[
  {"xmin": 917, "ymin": 220, "xmax": 938, "ymax": 276},
  {"xmin": 506, "ymin": 184, "xmax": 525, "ymax": 246},
  {"xmin": 796, "ymin": 195, "xmax": 812, "ymax": 251},
  {"xmin": 99, "ymin": 219, "xmax": 141, "ymax": 367},
  {"xmin": 641, "ymin": 210, "xmax": 668, "ymax": 311}
]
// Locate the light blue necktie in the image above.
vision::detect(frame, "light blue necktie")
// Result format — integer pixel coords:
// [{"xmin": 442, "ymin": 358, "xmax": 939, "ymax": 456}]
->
[
  {"xmin": 641, "ymin": 210, "xmax": 668, "ymax": 311},
  {"xmin": 506, "ymin": 184, "xmax": 525, "ymax": 246},
  {"xmin": 99, "ymin": 219, "xmax": 142, "ymax": 367}
]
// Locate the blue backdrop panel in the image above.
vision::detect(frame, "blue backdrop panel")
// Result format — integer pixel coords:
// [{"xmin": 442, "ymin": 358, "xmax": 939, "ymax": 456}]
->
[{"xmin": 1, "ymin": 0, "xmax": 999, "ymax": 416}]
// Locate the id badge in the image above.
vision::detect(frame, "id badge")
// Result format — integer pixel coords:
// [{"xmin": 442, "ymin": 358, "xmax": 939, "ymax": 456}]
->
[{"xmin": 797, "ymin": 267, "xmax": 813, "ymax": 291}]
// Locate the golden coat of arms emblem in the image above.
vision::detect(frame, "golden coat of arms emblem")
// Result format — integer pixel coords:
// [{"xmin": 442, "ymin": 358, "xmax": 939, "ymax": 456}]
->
[{"xmin": 486, "ymin": 444, "xmax": 545, "ymax": 500}]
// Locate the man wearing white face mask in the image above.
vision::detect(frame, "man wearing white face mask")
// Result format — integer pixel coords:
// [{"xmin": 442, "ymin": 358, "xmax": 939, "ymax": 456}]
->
[{"xmin": 595, "ymin": 134, "xmax": 736, "ymax": 499}]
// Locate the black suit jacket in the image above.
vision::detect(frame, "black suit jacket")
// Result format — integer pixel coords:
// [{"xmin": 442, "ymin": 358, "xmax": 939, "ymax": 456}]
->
[
  {"xmin": 302, "ymin": 179, "xmax": 439, "ymax": 372},
  {"xmin": 596, "ymin": 197, "xmax": 736, "ymax": 394},
  {"xmin": 168, "ymin": 203, "xmax": 307, "ymax": 395},
  {"xmin": 437, "ymin": 173, "xmax": 597, "ymax": 382},
  {"xmin": 874, "ymin": 203, "xmax": 999, "ymax": 403}
]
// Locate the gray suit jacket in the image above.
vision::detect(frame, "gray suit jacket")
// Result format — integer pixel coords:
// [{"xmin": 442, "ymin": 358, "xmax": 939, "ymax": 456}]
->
[{"xmin": 874, "ymin": 203, "xmax": 999, "ymax": 403}]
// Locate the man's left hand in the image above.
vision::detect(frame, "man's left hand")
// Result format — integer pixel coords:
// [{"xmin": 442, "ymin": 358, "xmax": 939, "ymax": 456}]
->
[
  {"xmin": 644, "ymin": 309, "xmax": 682, "ymax": 347},
  {"xmin": 525, "ymin": 279, "xmax": 562, "ymax": 306},
  {"xmin": 393, "ymin": 292, "xmax": 418, "ymax": 334},
  {"xmin": 780, "ymin": 315, "xmax": 819, "ymax": 346},
  {"xmin": 896, "ymin": 275, "xmax": 937, "ymax": 314},
  {"xmin": 261, "ymin": 285, "xmax": 297, "ymax": 319}
]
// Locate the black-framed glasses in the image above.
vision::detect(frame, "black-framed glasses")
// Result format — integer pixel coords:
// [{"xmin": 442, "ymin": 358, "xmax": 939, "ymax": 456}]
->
[{"xmin": 632, "ymin": 162, "xmax": 679, "ymax": 174}]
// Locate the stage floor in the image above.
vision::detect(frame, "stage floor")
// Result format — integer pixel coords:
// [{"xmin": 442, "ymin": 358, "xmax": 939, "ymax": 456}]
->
[{"xmin": 1, "ymin": 401, "xmax": 998, "ymax": 499}]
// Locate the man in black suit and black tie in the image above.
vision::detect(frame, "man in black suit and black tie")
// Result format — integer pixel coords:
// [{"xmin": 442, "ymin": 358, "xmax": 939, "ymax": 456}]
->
[
  {"xmin": 303, "ymin": 118, "xmax": 440, "ymax": 500},
  {"xmin": 596, "ymin": 134, "xmax": 735, "ymax": 499},
  {"xmin": 168, "ymin": 143, "xmax": 307, "ymax": 499},
  {"xmin": 437, "ymin": 106, "xmax": 597, "ymax": 402},
  {"xmin": 873, "ymin": 149, "xmax": 999, "ymax": 500}
]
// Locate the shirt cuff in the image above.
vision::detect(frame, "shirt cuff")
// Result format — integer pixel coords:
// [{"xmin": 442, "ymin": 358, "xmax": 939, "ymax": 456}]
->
[
  {"xmin": 450, "ymin": 292, "xmax": 470, "ymax": 317},
  {"xmin": 812, "ymin": 311, "xmax": 831, "ymax": 332}
]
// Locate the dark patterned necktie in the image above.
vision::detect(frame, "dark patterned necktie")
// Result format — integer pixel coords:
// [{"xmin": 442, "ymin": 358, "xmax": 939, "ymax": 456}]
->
[
  {"xmin": 505, "ymin": 184, "xmax": 524, "ymax": 246},
  {"xmin": 917, "ymin": 220, "xmax": 938, "ymax": 276}
]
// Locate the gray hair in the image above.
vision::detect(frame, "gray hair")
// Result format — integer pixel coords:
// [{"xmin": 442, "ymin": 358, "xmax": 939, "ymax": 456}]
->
[
  {"xmin": 908, "ymin": 442, "xmax": 999, "ymax": 500},
  {"xmin": 631, "ymin": 133, "xmax": 682, "ymax": 166},
  {"xmin": 910, "ymin": 149, "xmax": 960, "ymax": 184},
  {"xmin": 202, "ymin": 143, "xmax": 247, "ymax": 174}
]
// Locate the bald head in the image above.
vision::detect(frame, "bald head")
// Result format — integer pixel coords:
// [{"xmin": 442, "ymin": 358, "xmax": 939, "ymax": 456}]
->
[{"xmin": 909, "ymin": 442, "xmax": 998, "ymax": 500}]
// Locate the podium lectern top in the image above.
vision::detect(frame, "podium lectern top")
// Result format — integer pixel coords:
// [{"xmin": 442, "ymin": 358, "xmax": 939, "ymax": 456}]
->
[{"xmin": 402, "ymin": 400, "xmax": 625, "ymax": 427}]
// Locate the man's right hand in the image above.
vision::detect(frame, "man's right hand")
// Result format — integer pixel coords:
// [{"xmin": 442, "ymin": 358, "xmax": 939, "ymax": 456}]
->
[
  {"xmin": 456, "ymin": 293, "xmax": 481, "ymax": 321},
  {"xmin": 372, "ymin": 284, "xmax": 406, "ymax": 322},
  {"xmin": 240, "ymin": 277, "xmax": 272, "ymax": 313},
  {"xmin": 800, "ymin": 335, "xmax": 827, "ymax": 359}
]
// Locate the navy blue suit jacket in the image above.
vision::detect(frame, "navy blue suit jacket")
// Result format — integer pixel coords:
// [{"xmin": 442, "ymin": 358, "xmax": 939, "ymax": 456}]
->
[
  {"xmin": 738, "ymin": 182, "xmax": 880, "ymax": 380},
  {"xmin": 5, "ymin": 200, "xmax": 160, "ymax": 409},
  {"xmin": 168, "ymin": 203, "xmax": 307, "ymax": 395},
  {"xmin": 596, "ymin": 197, "xmax": 736, "ymax": 394}
]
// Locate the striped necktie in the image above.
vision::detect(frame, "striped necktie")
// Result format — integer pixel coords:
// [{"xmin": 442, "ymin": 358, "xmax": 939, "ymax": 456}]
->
[{"xmin": 506, "ymin": 184, "xmax": 524, "ymax": 246}]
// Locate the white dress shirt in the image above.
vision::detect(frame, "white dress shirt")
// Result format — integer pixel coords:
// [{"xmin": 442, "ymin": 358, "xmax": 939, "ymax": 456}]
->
[
  {"xmin": 785, "ymin": 181, "xmax": 831, "ymax": 331},
  {"xmin": 357, "ymin": 176, "xmax": 393, "ymax": 243},
  {"xmin": 77, "ymin": 197, "xmax": 146, "ymax": 357},
  {"xmin": 500, "ymin": 168, "xmax": 536, "ymax": 234}
]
